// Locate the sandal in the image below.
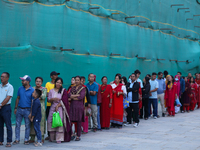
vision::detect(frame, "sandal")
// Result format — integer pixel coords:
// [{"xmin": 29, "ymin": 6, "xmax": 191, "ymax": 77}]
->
[
  {"xmin": 6, "ymin": 143, "xmax": 11, "ymax": 147},
  {"xmin": 24, "ymin": 141, "xmax": 29, "ymax": 145},
  {"xmin": 0, "ymin": 142, "xmax": 3, "ymax": 146},
  {"xmin": 71, "ymin": 135, "xmax": 76, "ymax": 141},
  {"xmin": 82, "ymin": 132, "xmax": 87, "ymax": 134},
  {"xmin": 12, "ymin": 140, "xmax": 20, "ymax": 145},
  {"xmin": 56, "ymin": 141, "xmax": 61, "ymax": 144},
  {"xmin": 75, "ymin": 137, "xmax": 81, "ymax": 141}
]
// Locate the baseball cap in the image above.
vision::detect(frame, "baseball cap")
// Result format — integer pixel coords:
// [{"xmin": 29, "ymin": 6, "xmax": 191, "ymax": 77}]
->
[
  {"xmin": 20, "ymin": 75, "xmax": 31, "ymax": 82},
  {"xmin": 50, "ymin": 71, "xmax": 60, "ymax": 76}
]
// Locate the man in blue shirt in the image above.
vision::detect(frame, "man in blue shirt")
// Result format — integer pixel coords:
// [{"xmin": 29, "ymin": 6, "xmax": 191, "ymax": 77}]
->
[
  {"xmin": 0, "ymin": 72, "xmax": 14, "ymax": 147},
  {"xmin": 156, "ymin": 72, "xmax": 166, "ymax": 117},
  {"xmin": 177, "ymin": 72, "xmax": 185, "ymax": 112},
  {"xmin": 86, "ymin": 73, "xmax": 98, "ymax": 132},
  {"xmin": 13, "ymin": 75, "xmax": 34, "ymax": 145}
]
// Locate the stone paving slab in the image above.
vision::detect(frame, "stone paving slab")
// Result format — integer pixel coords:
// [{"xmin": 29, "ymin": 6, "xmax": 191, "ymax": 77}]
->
[{"xmin": 1, "ymin": 106, "xmax": 200, "ymax": 150}]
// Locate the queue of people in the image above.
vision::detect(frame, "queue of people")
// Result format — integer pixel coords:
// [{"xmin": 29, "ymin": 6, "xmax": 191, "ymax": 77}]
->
[{"xmin": 0, "ymin": 70, "xmax": 200, "ymax": 147}]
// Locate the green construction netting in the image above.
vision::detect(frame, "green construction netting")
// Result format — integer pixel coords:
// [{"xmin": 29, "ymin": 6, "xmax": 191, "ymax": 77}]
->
[{"xmin": 0, "ymin": 0, "xmax": 200, "ymax": 123}]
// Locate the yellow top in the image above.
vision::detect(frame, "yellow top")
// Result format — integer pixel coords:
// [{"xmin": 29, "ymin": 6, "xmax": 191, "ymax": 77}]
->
[{"xmin": 45, "ymin": 82, "xmax": 55, "ymax": 106}]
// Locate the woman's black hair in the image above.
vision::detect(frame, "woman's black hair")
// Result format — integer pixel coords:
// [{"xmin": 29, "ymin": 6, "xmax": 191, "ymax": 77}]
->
[
  {"xmin": 145, "ymin": 76, "xmax": 150, "ymax": 84},
  {"xmin": 75, "ymin": 76, "xmax": 81, "ymax": 81},
  {"xmin": 101, "ymin": 76, "xmax": 107, "ymax": 81},
  {"xmin": 35, "ymin": 77, "xmax": 43, "ymax": 82},
  {"xmin": 122, "ymin": 76, "xmax": 127, "ymax": 85},
  {"xmin": 166, "ymin": 75, "xmax": 173, "ymax": 86},
  {"xmin": 115, "ymin": 74, "xmax": 122, "ymax": 83},
  {"xmin": 189, "ymin": 77, "xmax": 195, "ymax": 83},
  {"xmin": 55, "ymin": 77, "xmax": 63, "ymax": 94}
]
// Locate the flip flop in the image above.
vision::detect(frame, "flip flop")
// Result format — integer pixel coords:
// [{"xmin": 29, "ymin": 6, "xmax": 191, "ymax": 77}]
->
[
  {"xmin": 12, "ymin": 140, "xmax": 20, "ymax": 145},
  {"xmin": 6, "ymin": 143, "xmax": 11, "ymax": 147},
  {"xmin": 24, "ymin": 141, "xmax": 29, "ymax": 145},
  {"xmin": 75, "ymin": 137, "xmax": 81, "ymax": 141}
]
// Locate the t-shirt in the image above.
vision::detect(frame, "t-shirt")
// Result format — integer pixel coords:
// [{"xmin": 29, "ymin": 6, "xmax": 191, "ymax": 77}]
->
[
  {"xmin": 86, "ymin": 82, "xmax": 98, "ymax": 105},
  {"xmin": 149, "ymin": 79, "xmax": 159, "ymax": 99},
  {"xmin": 17, "ymin": 86, "xmax": 34, "ymax": 108},
  {"xmin": 0, "ymin": 82, "xmax": 14, "ymax": 105},
  {"xmin": 45, "ymin": 82, "xmax": 55, "ymax": 106}
]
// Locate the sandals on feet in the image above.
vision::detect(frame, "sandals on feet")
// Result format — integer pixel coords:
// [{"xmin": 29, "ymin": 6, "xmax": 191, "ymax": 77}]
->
[
  {"xmin": 34, "ymin": 142, "xmax": 42, "ymax": 147},
  {"xmin": 6, "ymin": 143, "xmax": 11, "ymax": 147},
  {"xmin": 0, "ymin": 142, "xmax": 3, "ymax": 146},
  {"xmin": 24, "ymin": 141, "xmax": 29, "ymax": 145},
  {"xmin": 75, "ymin": 137, "xmax": 81, "ymax": 141},
  {"xmin": 12, "ymin": 140, "xmax": 20, "ymax": 145}
]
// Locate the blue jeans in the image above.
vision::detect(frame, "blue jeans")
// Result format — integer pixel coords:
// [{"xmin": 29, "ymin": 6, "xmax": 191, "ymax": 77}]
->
[
  {"xmin": 148, "ymin": 99, "xmax": 158, "ymax": 117},
  {"xmin": 33, "ymin": 121, "xmax": 41, "ymax": 143},
  {"xmin": 97, "ymin": 105, "xmax": 101, "ymax": 129},
  {"xmin": 0, "ymin": 105, "xmax": 12, "ymax": 142},
  {"xmin": 15, "ymin": 108, "xmax": 31, "ymax": 141}
]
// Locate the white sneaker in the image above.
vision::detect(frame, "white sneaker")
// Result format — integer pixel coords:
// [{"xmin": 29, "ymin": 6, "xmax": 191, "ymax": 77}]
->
[
  {"xmin": 124, "ymin": 123, "xmax": 130, "ymax": 127},
  {"xmin": 154, "ymin": 116, "xmax": 157, "ymax": 119},
  {"xmin": 133, "ymin": 123, "xmax": 139, "ymax": 128}
]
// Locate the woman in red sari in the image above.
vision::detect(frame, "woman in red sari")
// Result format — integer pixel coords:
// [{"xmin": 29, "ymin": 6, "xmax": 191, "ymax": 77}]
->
[
  {"xmin": 189, "ymin": 77, "xmax": 198, "ymax": 111},
  {"xmin": 100, "ymin": 76, "xmax": 113, "ymax": 129},
  {"xmin": 164, "ymin": 75, "xmax": 177, "ymax": 116},
  {"xmin": 110, "ymin": 74, "xmax": 127, "ymax": 128},
  {"xmin": 195, "ymin": 74, "xmax": 200, "ymax": 109}
]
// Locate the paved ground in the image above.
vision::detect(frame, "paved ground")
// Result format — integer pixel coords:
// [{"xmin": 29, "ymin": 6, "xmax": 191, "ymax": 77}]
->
[{"xmin": 2, "ymin": 107, "xmax": 200, "ymax": 150}]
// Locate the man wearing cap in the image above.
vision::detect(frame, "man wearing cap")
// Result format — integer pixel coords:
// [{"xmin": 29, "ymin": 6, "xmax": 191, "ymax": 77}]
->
[
  {"xmin": 45, "ymin": 71, "xmax": 60, "ymax": 140},
  {"xmin": 13, "ymin": 75, "xmax": 34, "ymax": 145},
  {"xmin": 0, "ymin": 72, "xmax": 14, "ymax": 147}
]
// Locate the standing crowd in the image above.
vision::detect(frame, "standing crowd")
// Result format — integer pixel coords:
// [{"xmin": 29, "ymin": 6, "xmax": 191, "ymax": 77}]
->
[{"xmin": 0, "ymin": 70, "xmax": 200, "ymax": 147}]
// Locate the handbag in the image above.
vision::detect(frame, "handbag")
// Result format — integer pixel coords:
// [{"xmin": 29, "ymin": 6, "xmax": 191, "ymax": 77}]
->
[
  {"xmin": 123, "ymin": 97, "xmax": 129, "ymax": 109},
  {"xmin": 52, "ymin": 112, "xmax": 63, "ymax": 128}
]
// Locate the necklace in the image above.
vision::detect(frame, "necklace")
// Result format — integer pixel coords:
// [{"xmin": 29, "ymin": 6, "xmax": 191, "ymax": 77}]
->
[{"xmin": 100, "ymin": 85, "xmax": 107, "ymax": 93}]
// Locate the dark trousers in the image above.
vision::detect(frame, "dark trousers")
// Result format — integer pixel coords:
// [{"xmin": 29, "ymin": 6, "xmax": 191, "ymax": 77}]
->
[
  {"xmin": 0, "ymin": 105, "xmax": 12, "ymax": 143},
  {"xmin": 140, "ymin": 98, "xmax": 149, "ymax": 118},
  {"xmin": 33, "ymin": 121, "xmax": 42, "ymax": 143},
  {"xmin": 46, "ymin": 106, "xmax": 50, "ymax": 136},
  {"xmin": 127, "ymin": 103, "xmax": 139, "ymax": 124},
  {"xmin": 148, "ymin": 98, "xmax": 158, "ymax": 117},
  {"xmin": 180, "ymin": 95, "xmax": 183, "ymax": 111}
]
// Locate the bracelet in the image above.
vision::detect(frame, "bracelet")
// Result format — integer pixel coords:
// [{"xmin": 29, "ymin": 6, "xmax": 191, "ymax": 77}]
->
[{"xmin": 15, "ymin": 107, "xmax": 17, "ymax": 109}]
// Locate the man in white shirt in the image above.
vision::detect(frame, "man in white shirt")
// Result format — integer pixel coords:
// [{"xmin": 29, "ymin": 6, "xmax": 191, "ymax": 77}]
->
[
  {"xmin": 149, "ymin": 72, "xmax": 159, "ymax": 119},
  {"xmin": 0, "ymin": 72, "xmax": 14, "ymax": 147}
]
